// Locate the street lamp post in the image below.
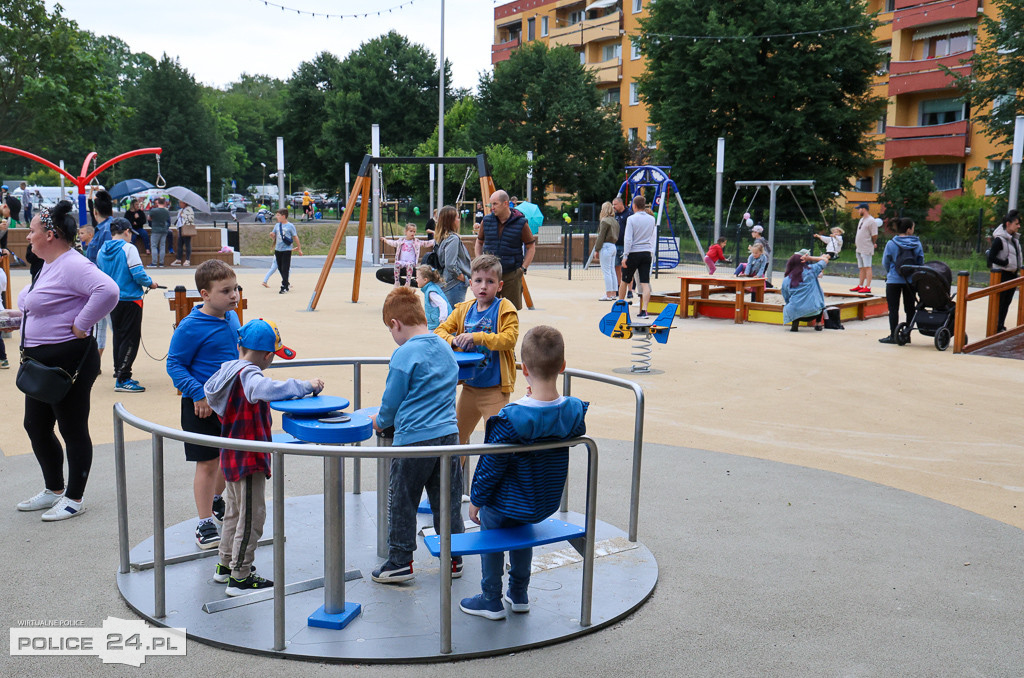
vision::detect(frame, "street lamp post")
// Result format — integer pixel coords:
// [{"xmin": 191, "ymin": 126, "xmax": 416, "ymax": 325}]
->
[{"xmin": 260, "ymin": 162, "xmax": 266, "ymax": 202}]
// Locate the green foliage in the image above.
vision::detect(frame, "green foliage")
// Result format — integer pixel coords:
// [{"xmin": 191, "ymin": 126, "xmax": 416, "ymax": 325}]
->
[
  {"xmin": 25, "ymin": 168, "xmax": 60, "ymax": 185},
  {"xmin": 202, "ymin": 74, "xmax": 286, "ymax": 187},
  {"xmin": 282, "ymin": 31, "xmax": 452, "ymax": 187},
  {"xmin": 637, "ymin": 0, "xmax": 885, "ymax": 207},
  {"xmin": 473, "ymin": 42, "xmax": 625, "ymax": 209},
  {"xmin": 933, "ymin": 180, "xmax": 995, "ymax": 241},
  {"xmin": 485, "ymin": 143, "xmax": 531, "ymax": 200},
  {"xmin": 878, "ymin": 162, "xmax": 940, "ymax": 223}
]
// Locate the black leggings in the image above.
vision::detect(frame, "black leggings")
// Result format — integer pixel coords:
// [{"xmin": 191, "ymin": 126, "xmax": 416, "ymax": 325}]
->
[
  {"xmin": 886, "ymin": 283, "xmax": 914, "ymax": 335},
  {"xmin": 23, "ymin": 337, "xmax": 100, "ymax": 500},
  {"xmin": 995, "ymin": 270, "xmax": 1019, "ymax": 330},
  {"xmin": 110, "ymin": 299, "xmax": 142, "ymax": 382}
]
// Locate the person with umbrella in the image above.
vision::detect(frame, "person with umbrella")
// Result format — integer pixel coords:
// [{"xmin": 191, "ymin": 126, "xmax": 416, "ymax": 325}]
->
[{"xmin": 171, "ymin": 200, "xmax": 196, "ymax": 267}]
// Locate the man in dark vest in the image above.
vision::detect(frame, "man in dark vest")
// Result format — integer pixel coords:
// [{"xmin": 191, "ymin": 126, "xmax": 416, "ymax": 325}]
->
[{"xmin": 475, "ymin": 189, "xmax": 536, "ymax": 310}]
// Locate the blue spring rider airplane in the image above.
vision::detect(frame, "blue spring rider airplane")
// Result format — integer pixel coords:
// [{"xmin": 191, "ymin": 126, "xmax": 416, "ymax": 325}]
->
[{"xmin": 599, "ymin": 300, "xmax": 678, "ymax": 343}]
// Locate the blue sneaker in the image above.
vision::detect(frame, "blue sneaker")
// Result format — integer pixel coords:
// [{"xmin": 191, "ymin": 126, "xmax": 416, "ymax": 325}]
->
[
  {"xmin": 459, "ymin": 594, "xmax": 506, "ymax": 620},
  {"xmin": 115, "ymin": 380, "xmax": 146, "ymax": 393},
  {"xmin": 504, "ymin": 589, "xmax": 530, "ymax": 613}
]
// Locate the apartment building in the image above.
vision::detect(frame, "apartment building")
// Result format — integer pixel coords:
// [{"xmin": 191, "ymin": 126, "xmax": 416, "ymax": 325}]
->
[{"xmin": 493, "ymin": 0, "xmax": 1009, "ymax": 210}]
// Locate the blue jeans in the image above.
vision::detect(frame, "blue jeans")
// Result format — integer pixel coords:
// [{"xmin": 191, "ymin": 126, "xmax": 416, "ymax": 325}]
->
[
  {"xmin": 386, "ymin": 432, "xmax": 464, "ymax": 563},
  {"xmin": 479, "ymin": 506, "xmax": 531, "ymax": 601},
  {"xmin": 443, "ymin": 281, "xmax": 467, "ymax": 308}
]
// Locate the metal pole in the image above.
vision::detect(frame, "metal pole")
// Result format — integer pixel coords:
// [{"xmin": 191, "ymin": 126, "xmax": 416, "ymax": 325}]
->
[
  {"xmin": 59, "ymin": 160, "xmax": 65, "ymax": 200},
  {"xmin": 323, "ymin": 455, "xmax": 346, "ymax": 615},
  {"xmin": 276, "ymin": 137, "xmax": 285, "ymax": 211},
  {"xmin": 273, "ymin": 451, "xmax": 286, "ymax": 651},
  {"xmin": 429, "ymin": 164, "xmax": 435, "ymax": 218},
  {"xmin": 352, "ymin": 364, "xmax": 361, "ymax": 494},
  {"xmin": 344, "ymin": 162, "xmax": 350, "ymax": 210},
  {"xmin": 439, "ymin": 452, "xmax": 453, "ymax": 654},
  {"xmin": 766, "ymin": 183, "xmax": 778, "ymax": 284},
  {"xmin": 560, "ymin": 373, "xmax": 570, "ymax": 513},
  {"xmin": 114, "ymin": 416, "xmax": 130, "ymax": 574},
  {"xmin": 376, "ymin": 431, "xmax": 392, "ymax": 559},
  {"xmin": 372, "ymin": 124, "xmax": 381, "ymax": 266},
  {"xmin": 437, "ymin": 0, "xmax": 446, "ymax": 210},
  {"xmin": 714, "ymin": 137, "xmax": 725, "ymax": 241},
  {"xmin": 206, "ymin": 165, "xmax": 211, "ymax": 209},
  {"xmin": 526, "ymin": 151, "xmax": 534, "ymax": 202},
  {"xmin": 152, "ymin": 434, "xmax": 166, "ymax": 619},
  {"xmin": 628, "ymin": 386, "xmax": 645, "ymax": 542},
  {"xmin": 1009, "ymin": 115, "xmax": 1024, "ymax": 211},
  {"xmin": 580, "ymin": 439, "xmax": 599, "ymax": 627}
]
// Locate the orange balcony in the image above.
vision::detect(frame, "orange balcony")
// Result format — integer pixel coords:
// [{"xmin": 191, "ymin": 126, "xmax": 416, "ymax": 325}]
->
[
  {"xmin": 585, "ymin": 57, "xmax": 621, "ymax": 85},
  {"xmin": 492, "ymin": 37, "xmax": 520, "ymax": 65},
  {"xmin": 548, "ymin": 12, "xmax": 620, "ymax": 48},
  {"xmin": 884, "ymin": 120, "xmax": 969, "ymax": 159},
  {"xmin": 893, "ymin": 0, "xmax": 980, "ymax": 31},
  {"xmin": 888, "ymin": 51, "xmax": 972, "ymax": 95}
]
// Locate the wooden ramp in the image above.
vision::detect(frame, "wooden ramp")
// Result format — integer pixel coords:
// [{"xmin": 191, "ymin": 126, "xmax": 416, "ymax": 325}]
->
[{"xmin": 967, "ymin": 331, "xmax": 1024, "ymax": 360}]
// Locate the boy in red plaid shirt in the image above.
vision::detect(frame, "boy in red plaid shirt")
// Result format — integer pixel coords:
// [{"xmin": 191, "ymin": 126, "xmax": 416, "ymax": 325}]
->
[{"xmin": 204, "ymin": 318, "xmax": 323, "ymax": 596}]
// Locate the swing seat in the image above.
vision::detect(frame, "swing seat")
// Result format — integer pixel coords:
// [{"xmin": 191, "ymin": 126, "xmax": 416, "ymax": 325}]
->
[{"xmin": 656, "ymin": 236, "xmax": 679, "ymax": 269}]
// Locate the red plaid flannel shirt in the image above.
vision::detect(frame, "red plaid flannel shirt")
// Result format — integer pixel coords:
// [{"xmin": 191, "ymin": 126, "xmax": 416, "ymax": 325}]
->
[{"xmin": 219, "ymin": 375, "xmax": 272, "ymax": 482}]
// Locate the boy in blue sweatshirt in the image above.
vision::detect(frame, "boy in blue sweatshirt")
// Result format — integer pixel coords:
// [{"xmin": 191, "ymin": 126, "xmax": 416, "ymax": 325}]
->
[
  {"xmin": 370, "ymin": 286, "xmax": 465, "ymax": 584},
  {"xmin": 97, "ymin": 218, "xmax": 159, "ymax": 393},
  {"xmin": 459, "ymin": 325, "xmax": 588, "ymax": 620},
  {"xmin": 166, "ymin": 260, "xmax": 241, "ymax": 550}
]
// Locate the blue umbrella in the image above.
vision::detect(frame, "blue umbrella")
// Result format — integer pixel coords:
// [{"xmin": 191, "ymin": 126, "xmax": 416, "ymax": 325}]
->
[
  {"xmin": 108, "ymin": 178, "xmax": 155, "ymax": 202},
  {"xmin": 515, "ymin": 201, "xmax": 544, "ymax": 234}
]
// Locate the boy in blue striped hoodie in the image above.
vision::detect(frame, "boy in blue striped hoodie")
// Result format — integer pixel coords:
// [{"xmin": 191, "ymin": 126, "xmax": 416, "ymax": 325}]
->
[{"xmin": 459, "ymin": 325, "xmax": 588, "ymax": 620}]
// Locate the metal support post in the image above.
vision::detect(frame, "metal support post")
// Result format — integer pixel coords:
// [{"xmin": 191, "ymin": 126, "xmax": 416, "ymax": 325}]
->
[
  {"xmin": 114, "ymin": 416, "xmax": 130, "ymax": 574},
  {"xmin": 273, "ymin": 451, "xmax": 286, "ymax": 651},
  {"xmin": 372, "ymin": 124, "xmax": 381, "ymax": 266},
  {"xmin": 439, "ymin": 452, "xmax": 453, "ymax": 654},
  {"xmin": 152, "ymin": 434, "xmax": 166, "ymax": 619},
  {"xmin": 323, "ymin": 455, "xmax": 346, "ymax": 614},
  {"xmin": 1009, "ymin": 115, "xmax": 1024, "ymax": 211},
  {"xmin": 714, "ymin": 137, "xmax": 724, "ymax": 241},
  {"xmin": 375, "ymin": 431, "xmax": 393, "ymax": 559},
  {"xmin": 352, "ymin": 364, "xmax": 362, "ymax": 494}
]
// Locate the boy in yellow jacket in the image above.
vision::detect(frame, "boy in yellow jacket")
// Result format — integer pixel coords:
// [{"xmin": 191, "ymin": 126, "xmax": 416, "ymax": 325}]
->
[{"xmin": 435, "ymin": 254, "xmax": 519, "ymax": 444}]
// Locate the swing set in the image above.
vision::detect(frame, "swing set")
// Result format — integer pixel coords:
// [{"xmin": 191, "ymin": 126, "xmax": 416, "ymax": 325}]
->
[
  {"xmin": 307, "ymin": 152, "xmax": 534, "ymax": 310},
  {"xmin": 617, "ymin": 165, "xmax": 706, "ymax": 271}
]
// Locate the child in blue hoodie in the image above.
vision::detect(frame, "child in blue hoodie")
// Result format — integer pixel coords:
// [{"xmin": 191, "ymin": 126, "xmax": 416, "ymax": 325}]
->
[
  {"xmin": 167, "ymin": 260, "xmax": 241, "ymax": 551},
  {"xmin": 879, "ymin": 217, "xmax": 924, "ymax": 344},
  {"xmin": 97, "ymin": 217, "xmax": 159, "ymax": 392},
  {"xmin": 459, "ymin": 325, "xmax": 588, "ymax": 620}
]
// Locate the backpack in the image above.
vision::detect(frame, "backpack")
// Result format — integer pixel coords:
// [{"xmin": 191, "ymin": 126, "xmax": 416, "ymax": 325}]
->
[
  {"xmin": 894, "ymin": 244, "xmax": 916, "ymax": 274},
  {"xmin": 276, "ymin": 223, "xmax": 293, "ymax": 247}
]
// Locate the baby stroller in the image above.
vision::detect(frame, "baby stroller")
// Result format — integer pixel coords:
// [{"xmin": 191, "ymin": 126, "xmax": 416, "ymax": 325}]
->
[{"xmin": 894, "ymin": 261, "xmax": 958, "ymax": 351}]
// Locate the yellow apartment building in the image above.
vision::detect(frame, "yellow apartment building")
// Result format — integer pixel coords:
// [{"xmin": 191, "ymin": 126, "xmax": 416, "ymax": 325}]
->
[{"xmin": 492, "ymin": 0, "xmax": 1010, "ymax": 213}]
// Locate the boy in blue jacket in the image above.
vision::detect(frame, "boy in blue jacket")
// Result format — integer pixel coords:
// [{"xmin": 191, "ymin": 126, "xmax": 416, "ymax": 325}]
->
[
  {"xmin": 460, "ymin": 325, "xmax": 588, "ymax": 620},
  {"xmin": 879, "ymin": 217, "xmax": 924, "ymax": 344},
  {"xmin": 370, "ymin": 286, "xmax": 465, "ymax": 584},
  {"xmin": 166, "ymin": 260, "xmax": 241, "ymax": 550},
  {"xmin": 97, "ymin": 217, "xmax": 159, "ymax": 393}
]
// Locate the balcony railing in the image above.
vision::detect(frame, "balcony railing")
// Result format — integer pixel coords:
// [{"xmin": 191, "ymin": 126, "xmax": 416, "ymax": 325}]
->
[
  {"xmin": 888, "ymin": 50, "xmax": 973, "ymax": 95},
  {"xmin": 893, "ymin": 0, "xmax": 980, "ymax": 31},
  {"xmin": 884, "ymin": 119, "xmax": 970, "ymax": 159},
  {"xmin": 585, "ymin": 57, "xmax": 622, "ymax": 85},
  {"xmin": 492, "ymin": 37, "xmax": 521, "ymax": 65},
  {"xmin": 548, "ymin": 12, "xmax": 621, "ymax": 48}
]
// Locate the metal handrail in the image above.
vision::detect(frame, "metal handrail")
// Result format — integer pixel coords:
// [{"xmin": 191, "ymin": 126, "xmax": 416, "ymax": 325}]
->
[{"xmin": 114, "ymin": 403, "xmax": 598, "ymax": 655}]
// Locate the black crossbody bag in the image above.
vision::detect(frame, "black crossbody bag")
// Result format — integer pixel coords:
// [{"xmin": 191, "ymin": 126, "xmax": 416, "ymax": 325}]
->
[{"xmin": 15, "ymin": 299, "xmax": 94, "ymax": 406}]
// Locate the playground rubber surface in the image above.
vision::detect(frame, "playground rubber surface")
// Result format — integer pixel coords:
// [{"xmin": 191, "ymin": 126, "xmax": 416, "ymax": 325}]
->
[{"xmin": 2, "ymin": 261, "xmax": 1021, "ymax": 675}]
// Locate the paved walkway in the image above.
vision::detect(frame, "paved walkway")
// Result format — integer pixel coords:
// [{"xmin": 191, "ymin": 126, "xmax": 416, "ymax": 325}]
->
[{"xmin": 1, "ymin": 262, "xmax": 1021, "ymax": 675}]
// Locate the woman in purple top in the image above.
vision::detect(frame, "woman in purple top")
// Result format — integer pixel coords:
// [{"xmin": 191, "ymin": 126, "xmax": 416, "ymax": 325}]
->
[{"xmin": 14, "ymin": 200, "xmax": 119, "ymax": 521}]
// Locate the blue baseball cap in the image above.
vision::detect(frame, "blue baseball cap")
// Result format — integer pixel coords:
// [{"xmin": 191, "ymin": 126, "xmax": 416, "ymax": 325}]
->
[{"xmin": 238, "ymin": 319, "xmax": 296, "ymax": 359}]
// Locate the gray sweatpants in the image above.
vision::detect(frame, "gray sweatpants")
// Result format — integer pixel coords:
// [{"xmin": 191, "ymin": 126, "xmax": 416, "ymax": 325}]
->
[{"xmin": 219, "ymin": 473, "xmax": 267, "ymax": 579}]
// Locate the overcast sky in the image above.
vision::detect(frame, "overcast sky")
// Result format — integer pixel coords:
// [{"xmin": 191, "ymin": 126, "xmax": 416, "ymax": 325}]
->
[{"xmin": 50, "ymin": 0, "xmax": 496, "ymax": 92}]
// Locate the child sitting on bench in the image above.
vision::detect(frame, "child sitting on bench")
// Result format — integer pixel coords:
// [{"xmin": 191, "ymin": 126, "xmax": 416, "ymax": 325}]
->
[{"xmin": 459, "ymin": 325, "xmax": 588, "ymax": 620}]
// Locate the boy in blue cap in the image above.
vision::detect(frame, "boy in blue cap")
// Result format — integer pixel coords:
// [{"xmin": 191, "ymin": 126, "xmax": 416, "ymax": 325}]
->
[{"xmin": 204, "ymin": 318, "xmax": 323, "ymax": 595}]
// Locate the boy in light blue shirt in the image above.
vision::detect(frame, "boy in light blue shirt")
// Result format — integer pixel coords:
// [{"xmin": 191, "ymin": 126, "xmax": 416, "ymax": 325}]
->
[{"xmin": 370, "ymin": 286, "xmax": 465, "ymax": 583}]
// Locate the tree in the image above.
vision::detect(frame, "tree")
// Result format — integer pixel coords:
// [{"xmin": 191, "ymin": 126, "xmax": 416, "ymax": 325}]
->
[
  {"xmin": 637, "ymin": 0, "xmax": 885, "ymax": 207},
  {"xmin": 934, "ymin": 180, "xmax": 995, "ymax": 241},
  {"xmin": 115, "ymin": 55, "xmax": 227, "ymax": 193},
  {"xmin": 473, "ymin": 42, "xmax": 624, "ymax": 208},
  {"xmin": 282, "ymin": 32, "xmax": 452, "ymax": 187},
  {"xmin": 878, "ymin": 162, "xmax": 940, "ymax": 224},
  {"xmin": 203, "ymin": 74, "xmax": 286, "ymax": 188}
]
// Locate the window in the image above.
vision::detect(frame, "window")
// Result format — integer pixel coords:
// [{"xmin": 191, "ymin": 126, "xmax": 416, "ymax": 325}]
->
[
  {"xmin": 646, "ymin": 126, "xmax": 656, "ymax": 148},
  {"xmin": 920, "ymin": 97, "xmax": 965, "ymax": 126},
  {"xmin": 876, "ymin": 114, "xmax": 887, "ymax": 134},
  {"xmin": 603, "ymin": 43, "xmax": 621, "ymax": 61},
  {"xmin": 876, "ymin": 45, "xmax": 891, "ymax": 75},
  {"xmin": 631, "ymin": 40, "xmax": 642, "ymax": 60},
  {"xmin": 568, "ymin": 10, "xmax": 583, "ymax": 25},
  {"xmin": 541, "ymin": 16, "xmax": 548, "ymax": 37},
  {"xmin": 993, "ymin": 91, "xmax": 1016, "ymax": 114},
  {"xmin": 629, "ymin": 82, "xmax": 639, "ymax": 105},
  {"xmin": 633, "ymin": 0, "xmax": 642, "ymax": 13},
  {"xmin": 527, "ymin": 18, "xmax": 535, "ymax": 42},
  {"xmin": 927, "ymin": 163, "xmax": 964, "ymax": 191},
  {"xmin": 884, "ymin": 0, "xmax": 895, "ymax": 11},
  {"xmin": 628, "ymin": 127, "xmax": 638, "ymax": 143},
  {"xmin": 986, "ymin": 159, "xmax": 1010, "ymax": 195},
  {"xmin": 874, "ymin": 167, "xmax": 884, "ymax": 193},
  {"xmin": 926, "ymin": 32, "xmax": 973, "ymax": 58},
  {"xmin": 603, "ymin": 88, "xmax": 621, "ymax": 105},
  {"xmin": 580, "ymin": 50, "xmax": 586, "ymax": 65},
  {"xmin": 855, "ymin": 175, "xmax": 874, "ymax": 192}
]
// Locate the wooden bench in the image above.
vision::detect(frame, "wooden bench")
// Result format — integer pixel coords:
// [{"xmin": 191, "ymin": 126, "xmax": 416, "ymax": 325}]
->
[{"xmin": 424, "ymin": 518, "xmax": 586, "ymax": 557}]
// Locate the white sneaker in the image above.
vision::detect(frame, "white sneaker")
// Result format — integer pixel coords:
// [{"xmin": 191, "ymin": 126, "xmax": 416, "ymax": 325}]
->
[
  {"xmin": 41, "ymin": 496, "xmax": 86, "ymax": 521},
  {"xmin": 17, "ymin": 489, "xmax": 63, "ymax": 511}
]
